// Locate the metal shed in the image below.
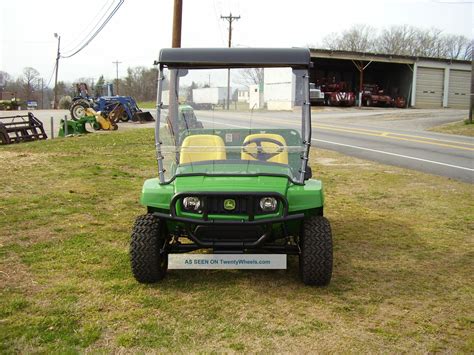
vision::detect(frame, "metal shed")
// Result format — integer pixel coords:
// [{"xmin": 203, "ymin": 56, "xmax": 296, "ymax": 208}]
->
[{"xmin": 309, "ymin": 48, "xmax": 472, "ymax": 109}]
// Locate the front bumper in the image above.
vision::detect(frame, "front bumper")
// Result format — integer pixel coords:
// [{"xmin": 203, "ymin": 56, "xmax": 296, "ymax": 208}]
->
[{"xmin": 153, "ymin": 191, "xmax": 304, "ymax": 253}]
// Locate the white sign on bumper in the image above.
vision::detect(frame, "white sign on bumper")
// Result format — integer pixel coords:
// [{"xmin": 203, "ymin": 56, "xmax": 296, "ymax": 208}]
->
[{"xmin": 168, "ymin": 254, "xmax": 287, "ymax": 269}]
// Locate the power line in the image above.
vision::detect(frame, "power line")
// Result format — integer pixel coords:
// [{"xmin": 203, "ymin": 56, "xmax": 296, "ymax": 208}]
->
[
  {"xmin": 62, "ymin": 0, "xmax": 123, "ymax": 58},
  {"xmin": 213, "ymin": 0, "xmax": 226, "ymax": 45},
  {"xmin": 45, "ymin": 61, "xmax": 57, "ymax": 88},
  {"xmin": 61, "ymin": 0, "xmax": 115, "ymax": 54},
  {"xmin": 61, "ymin": 0, "xmax": 124, "ymax": 58}
]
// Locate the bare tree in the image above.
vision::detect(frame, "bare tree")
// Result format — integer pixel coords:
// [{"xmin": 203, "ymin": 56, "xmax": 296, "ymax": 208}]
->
[
  {"xmin": 414, "ymin": 28, "xmax": 444, "ymax": 57},
  {"xmin": 0, "ymin": 71, "xmax": 11, "ymax": 87},
  {"xmin": 320, "ymin": 33, "xmax": 338, "ymax": 50},
  {"xmin": 442, "ymin": 34, "xmax": 472, "ymax": 60},
  {"xmin": 463, "ymin": 41, "xmax": 473, "ymax": 61},
  {"xmin": 22, "ymin": 67, "xmax": 40, "ymax": 101},
  {"xmin": 377, "ymin": 25, "xmax": 417, "ymax": 56},
  {"xmin": 119, "ymin": 66, "xmax": 159, "ymax": 101},
  {"xmin": 323, "ymin": 24, "xmax": 376, "ymax": 52},
  {"xmin": 321, "ymin": 25, "xmax": 471, "ymax": 60},
  {"xmin": 237, "ymin": 68, "xmax": 264, "ymax": 87}
]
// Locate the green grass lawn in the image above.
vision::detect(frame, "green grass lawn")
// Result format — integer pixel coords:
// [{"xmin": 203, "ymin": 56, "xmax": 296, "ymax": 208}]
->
[
  {"xmin": 137, "ymin": 101, "xmax": 156, "ymax": 109},
  {"xmin": 429, "ymin": 119, "xmax": 474, "ymax": 137},
  {"xmin": 1, "ymin": 129, "xmax": 473, "ymax": 352}
]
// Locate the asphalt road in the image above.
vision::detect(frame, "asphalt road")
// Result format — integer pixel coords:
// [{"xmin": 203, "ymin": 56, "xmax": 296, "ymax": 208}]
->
[
  {"xmin": 2, "ymin": 108, "xmax": 472, "ymax": 183},
  {"xmin": 178, "ymin": 108, "xmax": 474, "ymax": 183}
]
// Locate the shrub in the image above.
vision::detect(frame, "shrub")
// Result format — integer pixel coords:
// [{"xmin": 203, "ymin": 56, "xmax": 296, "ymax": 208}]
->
[{"xmin": 58, "ymin": 95, "xmax": 72, "ymax": 109}]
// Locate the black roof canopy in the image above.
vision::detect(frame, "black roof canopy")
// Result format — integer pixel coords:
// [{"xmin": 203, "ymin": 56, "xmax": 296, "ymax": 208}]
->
[{"xmin": 158, "ymin": 48, "xmax": 311, "ymax": 69}]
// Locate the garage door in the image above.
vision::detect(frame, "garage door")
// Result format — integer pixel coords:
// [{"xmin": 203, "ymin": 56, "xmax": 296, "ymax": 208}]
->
[
  {"xmin": 448, "ymin": 70, "xmax": 470, "ymax": 109},
  {"xmin": 416, "ymin": 67, "xmax": 444, "ymax": 108}
]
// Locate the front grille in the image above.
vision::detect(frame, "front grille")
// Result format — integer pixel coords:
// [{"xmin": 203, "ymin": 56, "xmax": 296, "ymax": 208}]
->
[
  {"xmin": 206, "ymin": 196, "xmax": 250, "ymax": 215},
  {"xmin": 180, "ymin": 195, "xmax": 279, "ymax": 216}
]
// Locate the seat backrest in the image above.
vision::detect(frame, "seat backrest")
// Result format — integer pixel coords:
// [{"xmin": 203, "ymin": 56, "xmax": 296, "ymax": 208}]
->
[
  {"xmin": 241, "ymin": 133, "xmax": 288, "ymax": 164},
  {"xmin": 180, "ymin": 134, "xmax": 226, "ymax": 164}
]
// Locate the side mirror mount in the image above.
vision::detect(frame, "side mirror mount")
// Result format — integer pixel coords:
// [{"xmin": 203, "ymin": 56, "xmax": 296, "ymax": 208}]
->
[{"xmin": 178, "ymin": 69, "xmax": 189, "ymax": 77}]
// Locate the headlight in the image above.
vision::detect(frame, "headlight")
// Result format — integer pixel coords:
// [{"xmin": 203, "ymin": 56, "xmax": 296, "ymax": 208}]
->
[
  {"xmin": 182, "ymin": 196, "xmax": 201, "ymax": 211},
  {"xmin": 259, "ymin": 197, "xmax": 277, "ymax": 212}
]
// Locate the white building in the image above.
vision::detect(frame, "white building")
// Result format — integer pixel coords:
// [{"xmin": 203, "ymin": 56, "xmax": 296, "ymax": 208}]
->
[
  {"xmin": 237, "ymin": 89, "xmax": 249, "ymax": 103},
  {"xmin": 263, "ymin": 68, "xmax": 296, "ymax": 110},
  {"xmin": 249, "ymin": 84, "xmax": 263, "ymax": 109}
]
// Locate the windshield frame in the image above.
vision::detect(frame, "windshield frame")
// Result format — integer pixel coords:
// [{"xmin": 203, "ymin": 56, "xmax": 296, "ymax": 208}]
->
[{"xmin": 154, "ymin": 62, "xmax": 312, "ymax": 185}]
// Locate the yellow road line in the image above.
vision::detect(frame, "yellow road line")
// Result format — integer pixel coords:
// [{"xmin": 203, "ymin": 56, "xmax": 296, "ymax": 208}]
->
[{"xmin": 315, "ymin": 123, "xmax": 474, "ymax": 147}]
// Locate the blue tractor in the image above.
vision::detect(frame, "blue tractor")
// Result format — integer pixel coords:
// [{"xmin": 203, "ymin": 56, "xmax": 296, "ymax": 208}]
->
[{"xmin": 70, "ymin": 83, "xmax": 154, "ymax": 122}]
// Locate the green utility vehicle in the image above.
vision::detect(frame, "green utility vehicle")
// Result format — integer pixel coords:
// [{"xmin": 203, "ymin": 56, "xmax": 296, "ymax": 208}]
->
[{"xmin": 131, "ymin": 48, "xmax": 333, "ymax": 286}]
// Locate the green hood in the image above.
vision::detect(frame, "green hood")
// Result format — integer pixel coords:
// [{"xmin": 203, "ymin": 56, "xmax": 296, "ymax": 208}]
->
[{"xmin": 174, "ymin": 175, "xmax": 289, "ymax": 195}]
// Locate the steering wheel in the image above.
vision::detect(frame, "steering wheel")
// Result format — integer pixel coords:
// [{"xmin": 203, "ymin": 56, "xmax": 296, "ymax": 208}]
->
[{"xmin": 242, "ymin": 137, "xmax": 284, "ymax": 161}]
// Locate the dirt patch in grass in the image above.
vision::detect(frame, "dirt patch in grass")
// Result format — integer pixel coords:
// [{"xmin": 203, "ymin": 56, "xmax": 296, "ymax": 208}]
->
[
  {"xmin": 0, "ymin": 128, "xmax": 473, "ymax": 352},
  {"xmin": 0, "ymin": 151, "xmax": 57, "ymax": 169}
]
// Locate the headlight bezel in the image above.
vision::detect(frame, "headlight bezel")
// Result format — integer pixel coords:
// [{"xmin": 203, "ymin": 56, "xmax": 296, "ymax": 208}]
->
[
  {"xmin": 182, "ymin": 196, "xmax": 202, "ymax": 212},
  {"xmin": 259, "ymin": 197, "xmax": 278, "ymax": 213}
]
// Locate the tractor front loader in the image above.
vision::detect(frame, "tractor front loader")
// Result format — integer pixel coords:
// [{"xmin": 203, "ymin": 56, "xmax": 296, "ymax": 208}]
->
[{"xmin": 69, "ymin": 83, "xmax": 154, "ymax": 123}]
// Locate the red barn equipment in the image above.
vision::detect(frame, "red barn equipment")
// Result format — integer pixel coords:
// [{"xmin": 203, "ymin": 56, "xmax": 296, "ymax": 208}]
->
[
  {"xmin": 361, "ymin": 84, "xmax": 393, "ymax": 107},
  {"xmin": 321, "ymin": 81, "xmax": 355, "ymax": 107}
]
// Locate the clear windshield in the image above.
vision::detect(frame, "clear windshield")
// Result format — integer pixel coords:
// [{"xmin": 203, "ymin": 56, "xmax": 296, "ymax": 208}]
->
[{"xmin": 155, "ymin": 66, "xmax": 310, "ymax": 184}]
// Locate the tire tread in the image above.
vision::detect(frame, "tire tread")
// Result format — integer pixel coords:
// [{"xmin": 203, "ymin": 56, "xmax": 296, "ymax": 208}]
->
[
  {"xmin": 130, "ymin": 214, "xmax": 167, "ymax": 283},
  {"xmin": 300, "ymin": 215, "xmax": 333, "ymax": 286}
]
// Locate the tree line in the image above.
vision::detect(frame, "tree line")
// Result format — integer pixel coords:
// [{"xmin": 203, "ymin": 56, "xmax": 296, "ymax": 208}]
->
[
  {"xmin": 0, "ymin": 66, "xmax": 159, "ymax": 108},
  {"xmin": 320, "ymin": 25, "xmax": 472, "ymax": 60},
  {"xmin": 0, "ymin": 68, "xmax": 54, "ymax": 108}
]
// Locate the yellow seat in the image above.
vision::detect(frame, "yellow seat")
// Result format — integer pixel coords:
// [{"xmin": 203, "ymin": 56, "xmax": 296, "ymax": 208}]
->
[
  {"xmin": 241, "ymin": 133, "xmax": 288, "ymax": 164},
  {"xmin": 180, "ymin": 134, "xmax": 226, "ymax": 164}
]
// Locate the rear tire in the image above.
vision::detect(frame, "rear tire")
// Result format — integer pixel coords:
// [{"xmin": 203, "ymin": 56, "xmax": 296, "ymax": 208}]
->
[
  {"xmin": 130, "ymin": 214, "xmax": 168, "ymax": 283},
  {"xmin": 70, "ymin": 100, "xmax": 91, "ymax": 120},
  {"xmin": 119, "ymin": 110, "xmax": 130, "ymax": 122},
  {"xmin": 299, "ymin": 215, "xmax": 333, "ymax": 286}
]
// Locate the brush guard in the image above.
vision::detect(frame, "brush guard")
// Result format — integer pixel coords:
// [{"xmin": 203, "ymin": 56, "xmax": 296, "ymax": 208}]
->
[
  {"xmin": 152, "ymin": 192, "xmax": 305, "ymax": 254},
  {"xmin": 0, "ymin": 112, "xmax": 48, "ymax": 145}
]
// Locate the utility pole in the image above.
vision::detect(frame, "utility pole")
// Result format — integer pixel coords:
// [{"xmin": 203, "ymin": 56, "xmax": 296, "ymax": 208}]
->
[
  {"xmin": 469, "ymin": 47, "xmax": 473, "ymax": 124},
  {"xmin": 172, "ymin": 0, "xmax": 182, "ymax": 48},
  {"xmin": 112, "ymin": 60, "xmax": 122, "ymax": 95},
  {"xmin": 221, "ymin": 13, "xmax": 240, "ymax": 110},
  {"xmin": 53, "ymin": 33, "xmax": 60, "ymax": 109},
  {"xmin": 169, "ymin": 0, "xmax": 182, "ymax": 138}
]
